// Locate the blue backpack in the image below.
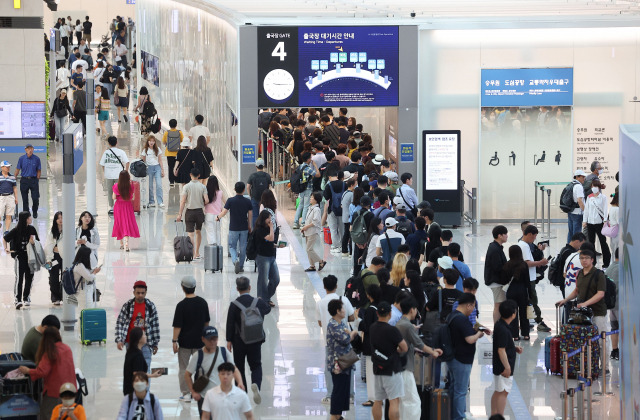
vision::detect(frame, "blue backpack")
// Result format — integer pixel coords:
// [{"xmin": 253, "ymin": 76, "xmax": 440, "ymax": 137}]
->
[
  {"xmin": 328, "ymin": 182, "xmax": 344, "ymax": 217},
  {"xmin": 62, "ymin": 264, "xmax": 81, "ymax": 295}
]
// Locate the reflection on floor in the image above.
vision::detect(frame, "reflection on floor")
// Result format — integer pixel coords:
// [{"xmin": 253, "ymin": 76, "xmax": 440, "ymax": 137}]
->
[{"xmin": 0, "ymin": 119, "xmax": 620, "ymax": 419}]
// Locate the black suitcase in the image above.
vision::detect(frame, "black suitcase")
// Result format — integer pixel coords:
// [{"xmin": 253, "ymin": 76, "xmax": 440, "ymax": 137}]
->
[
  {"xmin": 173, "ymin": 222, "xmax": 193, "ymax": 263},
  {"xmin": 204, "ymin": 244, "xmax": 223, "ymax": 273},
  {"xmin": 416, "ymin": 354, "xmax": 451, "ymax": 420}
]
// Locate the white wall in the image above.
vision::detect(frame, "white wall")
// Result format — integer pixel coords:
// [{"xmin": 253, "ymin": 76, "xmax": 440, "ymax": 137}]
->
[{"xmin": 43, "ymin": 0, "xmax": 135, "ymax": 40}]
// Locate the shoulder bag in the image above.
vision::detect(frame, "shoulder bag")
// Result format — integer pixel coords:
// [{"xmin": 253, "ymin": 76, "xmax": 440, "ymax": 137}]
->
[
  {"xmin": 109, "ymin": 148, "xmax": 125, "ymax": 171},
  {"xmin": 601, "ymin": 215, "xmax": 619, "ymax": 238},
  {"xmin": 173, "ymin": 150, "xmax": 191, "ymax": 177},
  {"xmin": 192, "ymin": 347, "xmax": 220, "ymax": 393}
]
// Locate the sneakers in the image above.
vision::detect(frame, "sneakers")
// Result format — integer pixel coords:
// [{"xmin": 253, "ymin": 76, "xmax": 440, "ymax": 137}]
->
[
  {"xmin": 15, "ymin": 301, "xmax": 22, "ymax": 310},
  {"xmin": 159, "ymin": 203, "xmax": 165, "ymax": 208},
  {"xmin": 342, "ymin": 252, "xmax": 350, "ymax": 258},
  {"xmin": 24, "ymin": 298, "xmax": 31, "ymax": 307},
  {"xmin": 170, "ymin": 183, "xmax": 175, "ymax": 187},
  {"xmin": 179, "ymin": 393, "xmax": 192, "ymax": 402},
  {"xmin": 251, "ymin": 383, "xmax": 261, "ymax": 404},
  {"xmin": 292, "ymin": 223, "xmax": 300, "ymax": 229},
  {"xmin": 148, "ymin": 203, "xmax": 155, "ymax": 208},
  {"xmin": 350, "ymin": 395, "xmax": 355, "ymax": 405},
  {"xmin": 321, "ymin": 396, "xmax": 331, "ymax": 405},
  {"xmin": 235, "ymin": 261, "xmax": 244, "ymax": 274},
  {"xmin": 537, "ymin": 321, "xmax": 551, "ymax": 332},
  {"xmin": 611, "ymin": 348, "xmax": 620, "ymax": 360},
  {"xmin": 330, "ymin": 248, "xmax": 341, "ymax": 254}
]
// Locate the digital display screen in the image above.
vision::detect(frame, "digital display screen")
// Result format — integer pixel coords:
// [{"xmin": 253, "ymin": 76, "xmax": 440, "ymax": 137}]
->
[
  {"xmin": 0, "ymin": 102, "xmax": 46, "ymax": 139},
  {"xmin": 481, "ymin": 68, "xmax": 574, "ymax": 107},
  {"xmin": 141, "ymin": 50, "xmax": 160, "ymax": 87},
  {"xmin": 424, "ymin": 132, "xmax": 459, "ymax": 191}
]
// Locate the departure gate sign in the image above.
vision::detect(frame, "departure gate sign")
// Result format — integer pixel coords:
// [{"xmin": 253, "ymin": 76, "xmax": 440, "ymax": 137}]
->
[{"xmin": 258, "ymin": 26, "xmax": 399, "ymax": 107}]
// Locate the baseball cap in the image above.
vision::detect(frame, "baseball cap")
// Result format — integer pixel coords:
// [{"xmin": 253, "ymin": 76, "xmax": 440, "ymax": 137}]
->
[
  {"xmin": 352, "ymin": 131, "xmax": 361, "ymax": 137},
  {"xmin": 385, "ymin": 218, "xmax": 398, "ymax": 227},
  {"xmin": 343, "ymin": 171, "xmax": 354, "ymax": 181},
  {"xmin": 574, "ymin": 169, "xmax": 587, "ymax": 177},
  {"xmin": 0, "ymin": 161, "xmax": 11, "ymax": 167},
  {"xmin": 255, "ymin": 158, "xmax": 265, "ymax": 167},
  {"xmin": 387, "ymin": 172, "xmax": 399, "ymax": 182},
  {"xmin": 181, "ymin": 276, "xmax": 196, "ymax": 288},
  {"xmin": 373, "ymin": 154, "xmax": 384, "ymax": 165},
  {"xmin": 202, "ymin": 326, "xmax": 218, "ymax": 338},
  {"xmin": 133, "ymin": 280, "xmax": 147, "ymax": 289},
  {"xmin": 25, "ymin": 144, "xmax": 33, "ymax": 149},
  {"xmin": 59, "ymin": 382, "xmax": 77, "ymax": 395},
  {"xmin": 393, "ymin": 197, "xmax": 407, "ymax": 210},
  {"xmin": 359, "ymin": 196, "xmax": 373, "ymax": 207},
  {"xmin": 437, "ymin": 256, "xmax": 454, "ymax": 270}
]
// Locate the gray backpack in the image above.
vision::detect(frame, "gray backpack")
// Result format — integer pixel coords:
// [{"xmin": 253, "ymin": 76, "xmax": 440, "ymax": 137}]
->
[
  {"xmin": 232, "ymin": 298, "xmax": 264, "ymax": 344},
  {"xmin": 166, "ymin": 130, "xmax": 182, "ymax": 152}
]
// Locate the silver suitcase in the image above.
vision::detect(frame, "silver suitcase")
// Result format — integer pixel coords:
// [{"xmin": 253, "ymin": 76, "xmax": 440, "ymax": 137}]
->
[{"xmin": 204, "ymin": 244, "xmax": 223, "ymax": 273}]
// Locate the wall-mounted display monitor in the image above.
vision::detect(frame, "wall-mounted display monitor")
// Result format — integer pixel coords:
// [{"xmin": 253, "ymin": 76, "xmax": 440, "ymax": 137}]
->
[
  {"xmin": 141, "ymin": 50, "xmax": 160, "ymax": 87},
  {"xmin": 0, "ymin": 102, "xmax": 46, "ymax": 139},
  {"xmin": 258, "ymin": 26, "xmax": 399, "ymax": 107},
  {"xmin": 423, "ymin": 130, "xmax": 462, "ymax": 225}
]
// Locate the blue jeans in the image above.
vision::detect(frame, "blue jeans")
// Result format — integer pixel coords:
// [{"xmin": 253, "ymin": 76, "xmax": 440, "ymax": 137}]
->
[
  {"xmin": 251, "ymin": 199, "xmax": 260, "ymax": 228},
  {"xmin": 147, "ymin": 164, "xmax": 163, "ymax": 205},
  {"xmin": 294, "ymin": 189, "xmax": 312, "ymax": 225},
  {"xmin": 567, "ymin": 212, "xmax": 582, "ymax": 243},
  {"xmin": 447, "ymin": 358, "xmax": 473, "ymax": 420},
  {"xmin": 228, "ymin": 230, "xmax": 248, "ymax": 268},
  {"xmin": 256, "ymin": 254, "xmax": 280, "ymax": 301}
]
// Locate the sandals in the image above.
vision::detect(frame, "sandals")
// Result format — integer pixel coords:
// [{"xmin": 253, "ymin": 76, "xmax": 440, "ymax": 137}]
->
[
  {"xmin": 268, "ymin": 301, "xmax": 276, "ymax": 307},
  {"xmin": 362, "ymin": 400, "xmax": 374, "ymax": 407},
  {"xmin": 523, "ymin": 336, "xmax": 530, "ymax": 341},
  {"xmin": 305, "ymin": 266, "xmax": 316, "ymax": 272},
  {"xmin": 513, "ymin": 337, "xmax": 520, "ymax": 341},
  {"xmin": 318, "ymin": 261, "xmax": 327, "ymax": 271}
]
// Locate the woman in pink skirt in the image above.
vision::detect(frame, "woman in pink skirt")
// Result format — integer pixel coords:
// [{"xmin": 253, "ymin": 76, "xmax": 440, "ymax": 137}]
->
[{"xmin": 112, "ymin": 170, "xmax": 140, "ymax": 251}]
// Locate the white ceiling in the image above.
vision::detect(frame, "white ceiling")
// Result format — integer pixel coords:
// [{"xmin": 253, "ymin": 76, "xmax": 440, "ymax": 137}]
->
[{"xmin": 202, "ymin": 0, "xmax": 640, "ymax": 26}]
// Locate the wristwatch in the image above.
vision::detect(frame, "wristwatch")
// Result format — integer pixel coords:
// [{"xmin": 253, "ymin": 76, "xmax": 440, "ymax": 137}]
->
[{"xmin": 172, "ymin": 339, "xmax": 178, "ymax": 343}]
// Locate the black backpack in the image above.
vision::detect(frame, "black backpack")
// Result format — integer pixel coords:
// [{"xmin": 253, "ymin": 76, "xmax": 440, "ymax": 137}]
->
[
  {"xmin": 603, "ymin": 272, "xmax": 617, "ymax": 310},
  {"xmin": 559, "ymin": 181, "xmax": 579, "ymax": 213},
  {"xmin": 432, "ymin": 311, "xmax": 464, "ymax": 363},
  {"xmin": 245, "ymin": 230, "xmax": 257, "ymax": 261},
  {"xmin": 290, "ymin": 165, "xmax": 309, "ymax": 194},
  {"xmin": 142, "ymin": 100, "xmax": 157, "ymax": 119},
  {"xmin": 328, "ymin": 182, "xmax": 344, "ymax": 217},
  {"xmin": 395, "ymin": 218, "xmax": 412, "ymax": 238},
  {"xmin": 548, "ymin": 246, "xmax": 572, "ymax": 287},
  {"xmin": 344, "ymin": 273, "xmax": 366, "ymax": 308}
]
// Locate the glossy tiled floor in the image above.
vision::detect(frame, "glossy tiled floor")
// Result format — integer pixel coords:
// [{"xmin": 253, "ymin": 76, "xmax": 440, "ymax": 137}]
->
[{"xmin": 0, "ymin": 117, "xmax": 621, "ymax": 419}]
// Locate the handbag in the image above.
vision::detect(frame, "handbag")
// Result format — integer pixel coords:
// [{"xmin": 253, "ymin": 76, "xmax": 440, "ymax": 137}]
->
[
  {"xmin": 526, "ymin": 304, "xmax": 535, "ymax": 320},
  {"xmin": 337, "ymin": 349, "xmax": 359, "ymax": 370},
  {"xmin": 114, "ymin": 95, "xmax": 119, "ymax": 105},
  {"xmin": 192, "ymin": 347, "xmax": 220, "ymax": 393},
  {"xmin": 568, "ymin": 306, "xmax": 594, "ymax": 325},
  {"xmin": 502, "ymin": 276, "xmax": 514, "ymax": 293},
  {"xmin": 601, "ymin": 220, "xmax": 619, "ymax": 238}
]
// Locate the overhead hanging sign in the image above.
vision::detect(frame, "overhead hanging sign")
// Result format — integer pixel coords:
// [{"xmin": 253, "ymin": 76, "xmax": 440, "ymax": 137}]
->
[{"xmin": 480, "ymin": 68, "xmax": 574, "ymax": 107}]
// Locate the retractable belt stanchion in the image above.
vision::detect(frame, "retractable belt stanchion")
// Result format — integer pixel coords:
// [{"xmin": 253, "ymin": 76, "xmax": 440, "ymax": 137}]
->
[
  {"xmin": 540, "ymin": 186, "xmax": 546, "ymax": 235},
  {"xmin": 587, "ymin": 340, "xmax": 594, "ymax": 420},
  {"xmin": 568, "ymin": 388, "xmax": 575, "ymax": 420}
]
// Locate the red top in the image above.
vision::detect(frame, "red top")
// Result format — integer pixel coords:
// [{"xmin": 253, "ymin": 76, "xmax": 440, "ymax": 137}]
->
[
  {"xmin": 127, "ymin": 301, "xmax": 146, "ymax": 342},
  {"xmin": 29, "ymin": 342, "xmax": 76, "ymax": 397}
]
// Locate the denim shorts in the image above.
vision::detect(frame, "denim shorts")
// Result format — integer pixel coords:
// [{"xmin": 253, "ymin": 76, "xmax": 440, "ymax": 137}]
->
[{"xmin": 98, "ymin": 110, "xmax": 109, "ymax": 121}]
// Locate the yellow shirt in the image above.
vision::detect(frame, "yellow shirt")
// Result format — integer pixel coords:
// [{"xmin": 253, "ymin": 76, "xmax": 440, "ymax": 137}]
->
[
  {"xmin": 50, "ymin": 403, "xmax": 87, "ymax": 420},
  {"xmin": 162, "ymin": 129, "xmax": 183, "ymax": 157}
]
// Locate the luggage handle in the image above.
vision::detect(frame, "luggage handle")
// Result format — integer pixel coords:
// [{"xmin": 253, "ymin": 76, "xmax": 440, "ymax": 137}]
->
[{"xmin": 175, "ymin": 220, "xmax": 186, "ymax": 236}]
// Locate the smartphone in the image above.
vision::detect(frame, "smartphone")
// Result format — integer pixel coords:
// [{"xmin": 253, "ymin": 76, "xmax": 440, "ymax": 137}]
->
[
  {"xmin": 278, "ymin": 241, "xmax": 287, "ymax": 248},
  {"xmin": 478, "ymin": 326, "xmax": 489, "ymax": 332},
  {"xmin": 152, "ymin": 367, "xmax": 168, "ymax": 375},
  {"xmin": 538, "ymin": 240, "xmax": 550, "ymax": 246},
  {"xmin": 96, "ymin": 264, "xmax": 104, "ymax": 270}
]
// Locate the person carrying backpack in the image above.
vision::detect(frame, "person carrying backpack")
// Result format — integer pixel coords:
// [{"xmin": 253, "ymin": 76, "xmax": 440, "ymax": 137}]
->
[
  {"xmin": 116, "ymin": 372, "xmax": 163, "ymax": 420},
  {"xmin": 563, "ymin": 169, "xmax": 586, "ymax": 242},
  {"xmin": 246, "ymin": 158, "xmax": 272, "ymax": 228},
  {"xmin": 321, "ymin": 167, "xmax": 346, "ymax": 254},
  {"xmin": 292, "ymin": 152, "xmax": 319, "ymax": 230},
  {"xmin": 225, "ymin": 276, "xmax": 271, "ymax": 405}
]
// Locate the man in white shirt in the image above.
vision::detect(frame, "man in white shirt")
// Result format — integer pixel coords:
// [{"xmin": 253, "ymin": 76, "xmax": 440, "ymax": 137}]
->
[
  {"xmin": 202, "ymin": 362, "xmax": 254, "ymax": 420},
  {"xmin": 376, "ymin": 218, "xmax": 406, "ymax": 263},
  {"xmin": 567, "ymin": 169, "xmax": 586, "ymax": 242},
  {"xmin": 315, "ymin": 274, "xmax": 355, "ymax": 405},
  {"xmin": 99, "ymin": 136, "xmax": 129, "ymax": 213},
  {"xmin": 114, "ymin": 38, "xmax": 128, "ymax": 67},
  {"xmin": 189, "ymin": 114, "xmax": 211, "ymax": 146},
  {"xmin": 72, "ymin": 52, "xmax": 89, "ymax": 79},
  {"xmin": 517, "ymin": 224, "xmax": 550, "ymax": 331},
  {"xmin": 59, "ymin": 18, "xmax": 70, "ymax": 59}
]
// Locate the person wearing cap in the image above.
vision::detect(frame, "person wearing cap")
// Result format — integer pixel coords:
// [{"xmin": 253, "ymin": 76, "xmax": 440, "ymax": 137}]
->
[
  {"xmin": 51, "ymin": 382, "xmax": 87, "ymax": 420},
  {"xmin": 567, "ymin": 169, "xmax": 587, "ymax": 242},
  {"xmin": 369, "ymin": 301, "xmax": 409, "ymax": 420},
  {"xmin": 246, "ymin": 158, "xmax": 272, "ymax": 228},
  {"xmin": 177, "ymin": 168, "xmax": 209, "ymax": 260},
  {"xmin": 185, "ymin": 326, "xmax": 243, "ymax": 416},
  {"xmin": 15, "ymin": 144, "xmax": 41, "ymax": 218},
  {"xmin": 173, "ymin": 138, "xmax": 198, "ymax": 186},
  {"xmin": 21, "ymin": 315, "xmax": 60, "ymax": 363},
  {"xmin": 392, "ymin": 200, "xmax": 415, "ymax": 239},
  {"xmin": 172, "ymin": 276, "xmax": 210, "ymax": 402},
  {"xmin": 340, "ymin": 173, "xmax": 357, "ymax": 256},
  {"xmin": 115, "ymin": 280, "xmax": 160, "ymax": 370},
  {"xmin": 385, "ymin": 171, "xmax": 399, "ymax": 195},
  {"xmin": 396, "ymin": 173, "xmax": 419, "ymax": 216},
  {"xmin": 99, "ymin": 136, "xmax": 130, "ymax": 213},
  {"xmin": 375, "ymin": 218, "xmax": 405, "ymax": 263},
  {"xmin": 0, "ymin": 161, "xmax": 17, "ymax": 229},
  {"xmin": 226, "ymin": 276, "xmax": 271, "ymax": 405},
  {"xmin": 321, "ymin": 167, "xmax": 346, "ymax": 254}
]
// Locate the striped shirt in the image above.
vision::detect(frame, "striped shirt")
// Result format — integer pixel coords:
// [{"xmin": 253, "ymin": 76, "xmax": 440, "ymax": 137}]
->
[{"xmin": 0, "ymin": 174, "xmax": 17, "ymax": 194}]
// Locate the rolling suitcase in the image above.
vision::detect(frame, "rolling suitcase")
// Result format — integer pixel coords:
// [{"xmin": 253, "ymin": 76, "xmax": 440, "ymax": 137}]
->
[
  {"xmin": 204, "ymin": 244, "xmax": 223, "ymax": 273},
  {"xmin": 559, "ymin": 323, "xmax": 600, "ymax": 378},
  {"xmin": 430, "ymin": 388, "xmax": 451, "ymax": 420},
  {"xmin": 174, "ymin": 222, "xmax": 193, "ymax": 263},
  {"xmin": 131, "ymin": 180, "xmax": 141, "ymax": 214},
  {"xmin": 545, "ymin": 305, "xmax": 562, "ymax": 375},
  {"xmin": 80, "ymin": 308, "xmax": 107, "ymax": 345}
]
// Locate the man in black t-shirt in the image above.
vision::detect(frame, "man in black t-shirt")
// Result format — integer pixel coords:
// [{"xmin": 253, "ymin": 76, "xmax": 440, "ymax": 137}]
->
[
  {"xmin": 217, "ymin": 182, "xmax": 253, "ymax": 274},
  {"xmin": 369, "ymin": 302, "xmax": 408, "ymax": 420},
  {"xmin": 172, "ymin": 276, "xmax": 210, "ymax": 402},
  {"xmin": 246, "ymin": 158, "xmax": 272, "ymax": 228},
  {"xmin": 491, "ymin": 300, "xmax": 523, "ymax": 416},
  {"xmin": 447, "ymin": 293, "xmax": 485, "ymax": 420},
  {"xmin": 425, "ymin": 269, "xmax": 462, "ymax": 321}
]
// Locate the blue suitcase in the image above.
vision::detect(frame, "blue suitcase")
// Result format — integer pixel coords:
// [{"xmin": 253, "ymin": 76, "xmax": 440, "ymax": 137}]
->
[{"xmin": 80, "ymin": 308, "xmax": 107, "ymax": 345}]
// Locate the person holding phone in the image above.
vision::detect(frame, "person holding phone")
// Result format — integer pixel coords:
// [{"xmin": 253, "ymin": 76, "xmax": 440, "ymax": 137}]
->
[
  {"xmin": 122, "ymin": 327, "xmax": 162, "ymax": 396},
  {"xmin": 45, "ymin": 211, "xmax": 64, "ymax": 305},
  {"xmin": 70, "ymin": 245, "xmax": 101, "ymax": 308},
  {"xmin": 253, "ymin": 210, "xmax": 285, "ymax": 307},
  {"xmin": 50, "ymin": 383, "xmax": 87, "ymax": 420}
]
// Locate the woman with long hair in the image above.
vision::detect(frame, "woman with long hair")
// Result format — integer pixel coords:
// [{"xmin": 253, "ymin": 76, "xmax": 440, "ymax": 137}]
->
[
  {"xmin": 363, "ymin": 217, "xmax": 383, "ymax": 267},
  {"xmin": 173, "ymin": 138, "xmax": 195, "ymax": 186},
  {"xmin": 293, "ymin": 129, "xmax": 306, "ymax": 163},
  {"xmin": 260, "ymin": 189, "xmax": 278, "ymax": 228},
  {"xmin": 141, "ymin": 135, "xmax": 165, "ymax": 207},
  {"xmin": 501, "ymin": 245, "xmax": 531, "ymax": 340},
  {"xmin": 74, "ymin": 19, "xmax": 82, "ymax": 45},
  {"xmin": 18, "ymin": 328, "xmax": 75, "ymax": 420},
  {"xmin": 112, "ymin": 170, "xmax": 140, "ymax": 251},
  {"xmin": 583, "ymin": 179, "xmax": 611, "ymax": 267},
  {"xmin": 50, "ymin": 89, "xmax": 73, "ymax": 142},
  {"xmin": 122, "ymin": 327, "xmax": 161, "ymax": 396},
  {"xmin": 608, "ymin": 191, "xmax": 620, "ymax": 256},
  {"xmin": 194, "ymin": 135, "xmax": 214, "ymax": 184},
  {"xmin": 117, "ymin": 372, "xmax": 163, "ymax": 419},
  {"xmin": 347, "ymin": 117, "xmax": 357, "ymax": 132},
  {"xmin": 204, "ymin": 175, "xmax": 225, "ymax": 245},
  {"xmin": 2, "ymin": 211, "xmax": 38, "ymax": 309},
  {"xmin": 301, "ymin": 191, "xmax": 326, "ymax": 272},
  {"xmin": 71, "ymin": 245, "xmax": 102, "ymax": 307},
  {"xmin": 114, "ymin": 76, "xmax": 129, "ymax": 123},
  {"xmin": 75, "ymin": 210, "xmax": 100, "ymax": 269},
  {"xmin": 254, "ymin": 210, "xmax": 284, "ymax": 307},
  {"xmin": 45, "ymin": 211, "xmax": 64, "ymax": 305},
  {"xmin": 421, "ymin": 225, "xmax": 442, "ymax": 266},
  {"xmin": 390, "ymin": 253, "xmax": 409, "ymax": 287},
  {"xmin": 97, "ymin": 86, "xmax": 111, "ymax": 138},
  {"xmin": 403, "ymin": 269, "xmax": 427, "ymax": 313}
]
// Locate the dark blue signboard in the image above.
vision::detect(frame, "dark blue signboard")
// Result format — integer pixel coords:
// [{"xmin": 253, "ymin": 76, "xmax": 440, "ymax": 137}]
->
[
  {"xmin": 298, "ymin": 26, "xmax": 398, "ymax": 106},
  {"xmin": 400, "ymin": 143, "xmax": 414, "ymax": 163},
  {"xmin": 480, "ymin": 68, "xmax": 573, "ymax": 107},
  {"xmin": 63, "ymin": 123, "xmax": 83, "ymax": 175},
  {"xmin": 242, "ymin": 144, "xmax": 256, "ymax": 164}
]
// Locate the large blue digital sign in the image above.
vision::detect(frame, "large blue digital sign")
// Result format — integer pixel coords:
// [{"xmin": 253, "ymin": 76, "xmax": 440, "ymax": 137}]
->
[
  {"xmin": 298, "ymin": 26, "xmax": 398, "ymax": 107},
  {"xmin": 480, "ymin": 68, "xmax": 574, "ymax": 107}
]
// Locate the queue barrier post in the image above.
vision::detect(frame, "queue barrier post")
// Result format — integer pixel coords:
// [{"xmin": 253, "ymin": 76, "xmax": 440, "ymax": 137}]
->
[
  {"xmin": 587, "ymin": 340, "xmax": 594, "ymax": 420},
  {"xmin": 563, "ymin": 351, "xmax": 569, "ymax": 393},
  {"xmin": 560, "ymin": 391, "xmax": 567, "ymax": 420},
  {"xmin": 577, "ymin": 381, "xmax": 585, "ymax": 420},
  {"xmin": 568, "ymin": 388, "xmax": 575, "ymax": 420},
  {"xmin": 545, "ymin": 188, "xmax": 555, "ymax": 239},
  {"xmin": 540, "ymin": 186, "xmax": 546, "ymax": 235},
  {"xmin": 534, "ymin": 181, "xmax": 539, "ymax": 227}
]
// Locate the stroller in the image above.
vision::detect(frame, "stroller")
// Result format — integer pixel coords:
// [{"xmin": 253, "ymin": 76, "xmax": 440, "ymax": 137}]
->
[{"xmin": 99, "ymin": 31, "xmax": 111, "ymax": 52}]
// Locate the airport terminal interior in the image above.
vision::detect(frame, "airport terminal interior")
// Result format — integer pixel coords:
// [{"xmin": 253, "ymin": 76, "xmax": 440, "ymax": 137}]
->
[{"xmin": 1, "ymin": 0, "xmax": 640, "ymax": 419}]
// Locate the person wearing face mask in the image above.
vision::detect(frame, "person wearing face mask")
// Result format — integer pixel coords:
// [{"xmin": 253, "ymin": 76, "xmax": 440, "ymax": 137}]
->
[
  {"xmin": 117, "ymin": 372, "xmax": 164, "ymax": 420},
  {"xmin": 50, "ymin": 383, "xmax": 87, "ymax": 420},
  {"xmin": 583, "ymin": 160, "xmax": 606, "ymax": 197},
  {"xmin": 582, "ymin": 179, "xmax": 611, "ymax": 268},
  {"xmin": 123, "ymin": 327, "xmax": 162, "ymax": 396}
]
